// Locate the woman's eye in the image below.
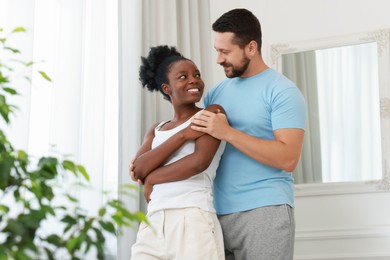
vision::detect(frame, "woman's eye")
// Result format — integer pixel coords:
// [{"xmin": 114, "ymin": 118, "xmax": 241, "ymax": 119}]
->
[
  {"xmin": 196, "ymin": 73, "xmax": 201, "ymax": 78},
  {"xmin": 179, "ymin": 75, "xmax": 186, "ymax": 79}
]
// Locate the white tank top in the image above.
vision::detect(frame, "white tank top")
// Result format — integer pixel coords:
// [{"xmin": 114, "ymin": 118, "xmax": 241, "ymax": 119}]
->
[{"xmin": 147, "ymin": 115, "xmax": 225, "ymax": 214}]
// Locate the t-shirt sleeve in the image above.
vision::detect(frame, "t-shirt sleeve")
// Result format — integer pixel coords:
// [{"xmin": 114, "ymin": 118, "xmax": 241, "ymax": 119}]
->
[
  {"xmin": 271, "ymin": 86, "xmax": 307, "ymax": 131},
  {"xmin": 203, "ymin": 89, "xmax": 212, "ymax": 107}
]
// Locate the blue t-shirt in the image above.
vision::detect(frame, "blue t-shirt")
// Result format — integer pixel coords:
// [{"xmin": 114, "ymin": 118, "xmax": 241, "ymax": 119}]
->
[{"xmin": 204, "ymin": 68, "xmax": 306, "ymax": 215}]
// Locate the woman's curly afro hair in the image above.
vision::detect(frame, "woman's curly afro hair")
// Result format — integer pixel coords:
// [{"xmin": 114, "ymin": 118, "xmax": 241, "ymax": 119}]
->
[{"xmin": 139, "ymin": 45, "xmax": 187, "ymax": 101}]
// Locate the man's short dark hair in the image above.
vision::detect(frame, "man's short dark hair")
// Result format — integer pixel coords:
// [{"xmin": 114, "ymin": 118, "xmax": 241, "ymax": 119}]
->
[{"xmin": 212, "ymin": 8, "xmax": 262, "ymax": 52}]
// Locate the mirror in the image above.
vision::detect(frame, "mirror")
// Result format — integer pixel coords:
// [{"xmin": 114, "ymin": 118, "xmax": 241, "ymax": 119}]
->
[
  {"xmin": 284, "ymin": 42, "xmax": 382, "ymax": 185},
  {"xmin": 271, "ymin": 29, "xmax": 390, "ymax": 196}
]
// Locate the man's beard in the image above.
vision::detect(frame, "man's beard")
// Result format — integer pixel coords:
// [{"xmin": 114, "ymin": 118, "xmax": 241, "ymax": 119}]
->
[{"xmin": 223, "ymin": 57, "xmax": 250, "ymax": 78}]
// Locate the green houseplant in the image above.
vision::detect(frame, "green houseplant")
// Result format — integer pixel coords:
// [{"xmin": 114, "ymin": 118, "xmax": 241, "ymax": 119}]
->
[{"xmin": 0, "ymin": 27, "xmax": 147, "ymax": 260}]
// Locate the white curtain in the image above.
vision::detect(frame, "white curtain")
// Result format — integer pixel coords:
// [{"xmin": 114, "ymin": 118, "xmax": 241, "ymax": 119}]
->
[
  {"xmin": 0, "ymin": 0, "xmax": 36, "ymax": 150},
  {"xmin": 1, "ymin": 0, "xmax": 120, "ymax": 258},
  {"xmin": 2, "ymin": 0, "xmax": 211, "ymax": 258},
  {"xmin": 140, "ymin": 0, "xmax": 213, "ymax": 130},
  {"xmin": 118, "ymin": 0, "xmax": 143, "ymax": 258}
]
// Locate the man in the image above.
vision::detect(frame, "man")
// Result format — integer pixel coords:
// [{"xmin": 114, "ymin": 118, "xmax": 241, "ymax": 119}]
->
[{"xmin": 191, "ymin": 8, "xmax": 307, "ymax": 260}]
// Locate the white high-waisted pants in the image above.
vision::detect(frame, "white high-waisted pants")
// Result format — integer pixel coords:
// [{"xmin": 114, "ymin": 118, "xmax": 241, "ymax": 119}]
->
[{"xmin": 131, "ymin": 207, "xmax": 224, "ymax": 260}]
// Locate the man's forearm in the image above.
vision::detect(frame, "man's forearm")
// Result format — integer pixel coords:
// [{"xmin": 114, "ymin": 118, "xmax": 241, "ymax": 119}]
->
[{"xmin": 223, "ymin": 127, "xmax": 304, "ymax": 172}]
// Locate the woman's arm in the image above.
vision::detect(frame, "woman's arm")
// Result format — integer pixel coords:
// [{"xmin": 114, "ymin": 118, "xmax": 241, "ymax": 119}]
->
[
  {"xmin": 145, "ymin": 133, "xmax": 221, "ymax": 185},
  {"xmin": 142, "ymin": 104, "xmax": 225, "ymax": 201},
  {"xmin": 131, "ymin": 105, "xmax": 222, "ymax": 181},
  {"xmin": 143, "ymin": 133, "xmax": 221, "ymax": 202},
  {"xmin": 131, "ymin": 123, "xmax": 200, "ymax": 181}
]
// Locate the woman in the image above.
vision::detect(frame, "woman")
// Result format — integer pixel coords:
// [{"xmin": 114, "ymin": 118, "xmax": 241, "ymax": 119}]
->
[{"xmin": 130, "ymin": 45, "xmax": 225, "ymax": 260}]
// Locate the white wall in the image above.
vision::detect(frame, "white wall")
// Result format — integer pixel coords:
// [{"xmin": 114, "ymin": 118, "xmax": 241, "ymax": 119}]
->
[{"xmin": 209, "ymin": 1, "xmax": 390, "ymax": 259}]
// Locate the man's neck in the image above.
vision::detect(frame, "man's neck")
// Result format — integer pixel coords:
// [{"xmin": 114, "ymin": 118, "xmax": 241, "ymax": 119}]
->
[{"xmin": 241, "ymin": 57, "xmax": 269, "ymax": 78}]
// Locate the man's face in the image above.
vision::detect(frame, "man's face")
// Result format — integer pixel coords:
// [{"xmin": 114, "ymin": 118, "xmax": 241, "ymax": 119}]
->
[{"xmin": 214, "ymin": 32, "xmax": 250, "ymax": 78}]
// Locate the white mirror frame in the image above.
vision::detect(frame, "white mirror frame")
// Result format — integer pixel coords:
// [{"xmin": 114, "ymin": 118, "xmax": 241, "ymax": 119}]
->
[{"xmin": 271, "ymin": 29, "xmax": 390, "ymax": 197}]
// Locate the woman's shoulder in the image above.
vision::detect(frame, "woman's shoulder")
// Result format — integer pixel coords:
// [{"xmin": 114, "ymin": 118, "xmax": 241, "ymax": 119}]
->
[{"xmin": 204, "ymin": 104, "xmax": 226, "ymax": 114}]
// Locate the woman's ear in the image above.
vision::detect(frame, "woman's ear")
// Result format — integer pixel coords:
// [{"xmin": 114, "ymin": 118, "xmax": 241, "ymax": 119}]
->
[{"xmin": 162, "ymin": 83, "xmax": 171, "ymax": 95}]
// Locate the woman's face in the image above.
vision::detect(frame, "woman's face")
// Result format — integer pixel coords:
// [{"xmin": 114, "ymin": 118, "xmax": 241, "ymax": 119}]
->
[{"xmin": 165, "ymin": 60, "xmax": 204, "ymax": 105}]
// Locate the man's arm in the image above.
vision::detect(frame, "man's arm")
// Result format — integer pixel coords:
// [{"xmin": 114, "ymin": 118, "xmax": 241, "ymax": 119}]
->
[{"xmin": 191, "ymin": 110, "xmax": 304, "ymax": 172}]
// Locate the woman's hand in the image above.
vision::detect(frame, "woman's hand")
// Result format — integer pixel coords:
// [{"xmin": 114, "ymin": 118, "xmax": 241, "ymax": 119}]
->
[
  {"xmin": 129, "ymin": 157, "xmax": 143, "ymax": 184},
  {"xmin": 144, "ymin": 178, "xmax": 153, "ymax": 203}
]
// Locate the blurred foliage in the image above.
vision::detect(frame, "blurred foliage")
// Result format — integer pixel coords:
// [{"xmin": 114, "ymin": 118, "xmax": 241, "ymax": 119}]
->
[{"xmin": 0, "ymin": 27, "xmax": 147, "ymax": 260}]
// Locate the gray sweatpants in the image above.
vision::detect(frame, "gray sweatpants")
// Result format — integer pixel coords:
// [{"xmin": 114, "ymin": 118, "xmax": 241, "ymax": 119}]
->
[{"xmin": 218, "ymin": 204, "xmax": 295, "ymax": 260}]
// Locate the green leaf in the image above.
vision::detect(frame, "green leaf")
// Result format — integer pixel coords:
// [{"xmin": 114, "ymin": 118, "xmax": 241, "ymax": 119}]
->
[
  {"xmin": 40, "ymin": 183, "xmax": 54, "ymax": 201},
  {"xmin": 38, "ymin": 71, "xmax": 52, "ymax": 82},
  {"xmin": 0, "ymin": 250, "xmax": 7, "ymax": 260},
  {"xmin": 108, "ymin": 199, "xmax": 121, "ymax": 208},
  {"xmin": 0, "ymin": 72, "xmax": 10, "ymax": 84},
  {"xmin": 112, "ymin": 214, "xmax": 124, "ymax": 226},
  {"xmin": 84, "ymin": 218, "xmax": 94, "ymax": 231},
  {"xmin": 77, "ymin": 232, "xmax": 87, "ymax": 247},
  {"xmin": 30, "ymin": 181, "xmax": 43, "ymax": 199},
  {"xmin": 4, "ymin": 46, "xmax": 20, "ymax": 53},
  {"xmin": 0, "ymin": 156, "xmax": 14, "ymax": 189},
  {"xmin": 63, "ymin": 160, "xmax": 77, "ymax": 174},
  {"xmin": 41, "ymin": 205, "xmax": 55, "ymax": 216},
  {"xmin": 76, "ymin": 165, "xmax": 89, "ymax": 181},
  {"xmin": 64, "ymin": 224, "xmax": 73, "ymax": 234},
  {"xmin": 44, "ymin": 247, "xmax": 55, "ymax": 260},
  {"xmin": 12, "ymin": 27, "xmax": 27, "ymax": 33},
  {"xmin": 37, "ymin": 157, "xmax": 58, "ymax": 177},
  {"xmin": 61, "ymin": 215, "xmax": 77, "ymax": 225},
  {"xmin": 66, "ymin": 237, "xmax": 79, "ymax": 252},
  {"xmin": 46, "ymin": 234, "xmax": 62, "ymax": 247},
  {"xmin": 2, "ymin": 87, "xmax": 18, "ymax": 95},
  {"xmin": 16, "ymin": 150, "xmax": 28, "ymax": 165},
  {"xmin": 0, "ymin": 205, "xmax": 10, "ymax": 213},
  {"xmin": 135, "ymin": 211, "xmax": 149, "ymax": 224},
  {"xmin": 0, "ymin": 94, "xmax": 11, "ymax": 123},
  {"xmin": 4, "ymin": 219, "xmax": 26, "ymax": 236},
  {"xmin": 66, "ymin": 194, "xmax": 79, "ymax": 203},
  {"xmin": 98, "ymin": 220, "xmax": 116, "ymax": 234},
  {"xmin": 93, "ymin": 227, "xmax": 105, "ymax": 243},
  {"xmin": 98, "ymin": 207, "xmax": 106, "ymax": 217},
  {"xmin": 14, "ymin": 251, "xmax": 31, "ymax": 260}
]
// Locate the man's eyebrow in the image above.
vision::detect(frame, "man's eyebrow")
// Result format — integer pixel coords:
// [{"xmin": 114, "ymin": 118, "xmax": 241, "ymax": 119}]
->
[{"xmin": 215, "ymin": 47, "xmax": 230, "ymax": 52}]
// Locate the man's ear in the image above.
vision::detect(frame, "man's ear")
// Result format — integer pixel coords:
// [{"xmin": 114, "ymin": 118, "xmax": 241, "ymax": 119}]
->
[
  {"xmin": 247, "ymin": 40, "xmax": 258, "ymax": 55},
  {"xmin": 162, "ymin": 83, "xmax": 171, "ymax": 95}
]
